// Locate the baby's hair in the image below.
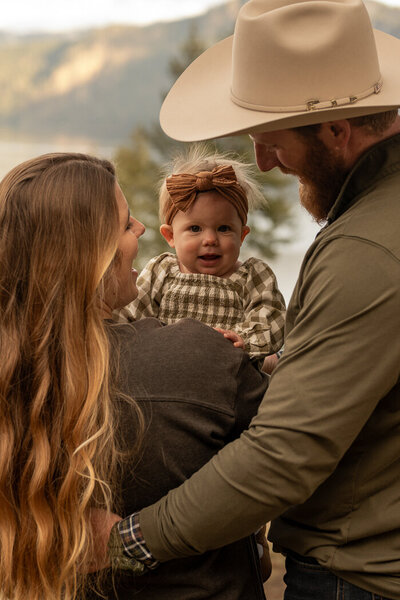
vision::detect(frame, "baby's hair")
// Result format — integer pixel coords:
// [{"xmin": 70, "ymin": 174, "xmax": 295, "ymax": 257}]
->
[{"xmin": 159, "ymin": 143, "xmax": 265, "ymax": 223}]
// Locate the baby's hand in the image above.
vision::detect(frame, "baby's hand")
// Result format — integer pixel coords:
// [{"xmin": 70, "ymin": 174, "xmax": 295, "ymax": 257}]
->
[
  {"xmin": 262, "ymin": 353, "xmax": 279, "ymax": 374},
  {"xmin": 214, "ymin": 328, "xmax": 245, "ymax": 349}
]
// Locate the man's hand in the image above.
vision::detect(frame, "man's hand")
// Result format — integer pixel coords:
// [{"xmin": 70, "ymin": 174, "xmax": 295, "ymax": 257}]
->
[
  {"xmin": 214, "ymin": 328, "xmax": 245, "ymax": 349},
  {"xmin": 85, "ymin": 508, "xmax": 122, "ymax": 573}
]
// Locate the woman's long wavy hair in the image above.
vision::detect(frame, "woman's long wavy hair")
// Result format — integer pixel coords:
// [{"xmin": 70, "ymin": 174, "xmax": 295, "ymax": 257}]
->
[{"xmin": 0, "ymin": 153, "xmax": 138, "ymax": 600}]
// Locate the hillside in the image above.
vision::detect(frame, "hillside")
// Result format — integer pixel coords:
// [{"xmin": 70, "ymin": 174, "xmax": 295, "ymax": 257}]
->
[{"xmin": 0, "ymin": 0, "xmax": 398, "ymax": 144}]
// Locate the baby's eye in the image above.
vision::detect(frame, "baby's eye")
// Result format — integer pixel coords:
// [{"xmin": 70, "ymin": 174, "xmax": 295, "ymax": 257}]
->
[
  {"xmin": 189, "ymin": 225, "xmax": 201, "ymax": 232},
  {"xmin": 218, "ymin": 225, "xmax": 230, "ymax": 232}
]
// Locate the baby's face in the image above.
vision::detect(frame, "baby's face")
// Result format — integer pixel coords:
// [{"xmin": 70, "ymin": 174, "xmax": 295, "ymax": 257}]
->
[{"xmin": 161, "ymin": 191, "xmax": 249, "ymax": 278}]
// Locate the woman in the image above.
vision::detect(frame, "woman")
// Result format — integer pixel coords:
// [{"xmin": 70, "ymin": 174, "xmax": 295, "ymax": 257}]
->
[{"xmin": 0, "ymin": 153, "xmax": 268, "ymax": 600}]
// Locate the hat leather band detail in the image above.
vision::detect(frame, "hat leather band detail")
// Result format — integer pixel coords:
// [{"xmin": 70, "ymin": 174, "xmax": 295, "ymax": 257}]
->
[{"xmin": 231, "ymin": 78, "xmax": 383, "ymax": 114}]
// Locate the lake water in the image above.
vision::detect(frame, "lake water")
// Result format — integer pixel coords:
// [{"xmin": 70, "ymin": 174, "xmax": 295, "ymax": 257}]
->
[
  {"xmin": 0, "ymin": 136, "xmax": 321, "ymax": 303},
  {"xmin": 0, "ymin": 137, "xmax": 115, "ymax": 178}
]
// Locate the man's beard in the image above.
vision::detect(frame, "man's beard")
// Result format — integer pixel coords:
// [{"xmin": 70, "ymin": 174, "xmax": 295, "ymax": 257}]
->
[{"xmin": 285, "ymin": 136, "xmax": 349, "ymax": 224}]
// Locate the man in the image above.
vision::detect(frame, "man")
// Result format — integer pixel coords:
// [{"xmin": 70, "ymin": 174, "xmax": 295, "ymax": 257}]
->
[{"xmin": 99, "ymin": 1, "xmax": 400, "ymax": 598}]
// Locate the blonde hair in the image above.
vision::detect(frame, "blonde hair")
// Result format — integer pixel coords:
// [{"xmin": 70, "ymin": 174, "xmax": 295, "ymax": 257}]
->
[
  {"xmin": 0, "ymin": 153, "xmax": 141, "ymax": 600},
  {"xmin": 159, "ymin": 144, "xmax": 265, "ymax": 223}
]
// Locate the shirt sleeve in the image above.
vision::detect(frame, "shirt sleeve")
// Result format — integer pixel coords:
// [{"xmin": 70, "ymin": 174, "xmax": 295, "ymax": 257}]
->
[
  {"xmin": 121, "ymin": 254, "xmax": 171, "ymax": 321},
  {"xmin": 137, "ymin": 237, "xmax": 400, "ymax": 561},
  {"xmin": 236, "ymin": 258, "xmax": 286, "ymax": 358},
  {"xmin": 117, "ymin": 513, "xmax": 159, "ymax": 569}
]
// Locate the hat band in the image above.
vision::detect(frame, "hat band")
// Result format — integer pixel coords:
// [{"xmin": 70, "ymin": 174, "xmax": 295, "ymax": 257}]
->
[{"xmin": 231, "ymin": 78, "xmax": 383, "ymax": 113}]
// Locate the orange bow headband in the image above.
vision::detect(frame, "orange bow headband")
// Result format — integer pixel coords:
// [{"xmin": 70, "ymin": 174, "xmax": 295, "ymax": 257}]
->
[{"xmin": 165, "ymin": 165, "xmax": 248, "ymax": 225}]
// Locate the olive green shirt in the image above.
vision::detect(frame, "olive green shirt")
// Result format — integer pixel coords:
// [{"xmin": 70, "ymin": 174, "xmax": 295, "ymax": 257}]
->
[{"xmin": 140, "ymin": 134, "xmax": 400, "ymax": 599}]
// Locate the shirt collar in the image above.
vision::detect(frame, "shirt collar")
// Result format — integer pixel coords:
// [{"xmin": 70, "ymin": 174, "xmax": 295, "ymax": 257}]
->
[{"xmin": 327, "ymin": 132, "xmax": 400, "ymax": 224}]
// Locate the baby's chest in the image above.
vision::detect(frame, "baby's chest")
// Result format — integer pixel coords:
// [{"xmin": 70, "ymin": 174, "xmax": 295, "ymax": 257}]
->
[{"xmin": 158, "ymin": 278, "xmax": 245, "ymax": 328}]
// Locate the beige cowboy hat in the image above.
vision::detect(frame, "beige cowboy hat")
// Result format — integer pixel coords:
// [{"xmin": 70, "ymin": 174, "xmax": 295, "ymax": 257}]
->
[{"xmin": 160, "ymin": 0, "xmax": 400, "ymax": 142}]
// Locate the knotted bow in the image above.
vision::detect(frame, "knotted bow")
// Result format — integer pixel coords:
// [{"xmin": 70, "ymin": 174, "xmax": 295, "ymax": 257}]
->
[{"xmin": 165, "ymin": 165, "xmax": 248, "ymax": 224}]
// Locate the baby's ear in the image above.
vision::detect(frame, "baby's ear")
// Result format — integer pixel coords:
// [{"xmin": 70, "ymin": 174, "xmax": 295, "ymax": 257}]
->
[
  {"xmin": 241, "ymin": 225, "xmax": 250, "ymax": 243},
  {"xmin": 160, "ymin": 224, "xmax": 175, "ymax": 247}
]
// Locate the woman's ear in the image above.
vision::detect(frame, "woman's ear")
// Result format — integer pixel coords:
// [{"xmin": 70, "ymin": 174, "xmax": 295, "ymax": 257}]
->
[
  {"xmin": 160, "ymin": 224, "xmax": 175, "ymax": 247},
  {"xmin": 241, "ymin": 225, "xmax": 250, "ymax": 243}
]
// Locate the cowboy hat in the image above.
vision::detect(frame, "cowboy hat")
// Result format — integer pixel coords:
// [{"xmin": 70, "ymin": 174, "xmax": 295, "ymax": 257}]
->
[{"xmin": 160, "ymin": 0, "xmax": 400, "ymax": 142}]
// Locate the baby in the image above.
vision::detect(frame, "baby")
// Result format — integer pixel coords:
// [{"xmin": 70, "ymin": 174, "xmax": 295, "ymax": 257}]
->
[
  {"xmin": 121, "ymin": 147, "xmax": 286, "ymax": 363},
  {"xmin": 118, "ymin": 147, "xmax": 285, "ymax": 579}
]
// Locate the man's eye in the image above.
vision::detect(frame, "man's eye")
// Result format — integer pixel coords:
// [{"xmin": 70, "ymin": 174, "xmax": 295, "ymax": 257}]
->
[
  {"xmin": 218, "ymin": 225, "xmax": 230, "ymax": 232},
  {"xmin": 190, "ymin": 225, "xmax": 200, "ymax": 232}
]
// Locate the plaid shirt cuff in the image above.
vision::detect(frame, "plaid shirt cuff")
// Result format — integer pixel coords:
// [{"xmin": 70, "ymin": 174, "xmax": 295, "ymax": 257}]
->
[{"xmin": 117, "ymin": 513, "xmax": 160, "ymax": 570}]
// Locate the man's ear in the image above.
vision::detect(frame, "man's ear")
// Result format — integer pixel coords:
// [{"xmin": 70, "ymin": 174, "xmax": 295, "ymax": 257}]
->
[
  {"xmin": 160, "ymin": 224, "xmax": 175, "ymax": 247},
  {"xmin": 241, "ymin": 225, "xmax": 250, "ymax": 243},
  {"xmin": 319, "ymin": 120, "xmax": 351, "ymax": 151}
]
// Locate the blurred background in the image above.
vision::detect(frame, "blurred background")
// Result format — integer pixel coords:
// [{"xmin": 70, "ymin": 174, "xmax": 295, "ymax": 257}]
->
[
  {"xmin": 1, "ymin": 1, "xmax": 398, "ymax": 596},
  {"xmin": 1, "ymin": 0, "xmax": 399, "ymax": 301}
]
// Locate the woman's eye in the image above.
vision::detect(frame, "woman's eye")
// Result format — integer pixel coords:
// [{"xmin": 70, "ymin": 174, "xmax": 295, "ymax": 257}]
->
[
  {"xmin": 190, "ymin": 225, "xmax": 200, "ymax": 232},
  {"xmin": 218, "ymin": 225, "xmax": 230, "ymax": 232}
]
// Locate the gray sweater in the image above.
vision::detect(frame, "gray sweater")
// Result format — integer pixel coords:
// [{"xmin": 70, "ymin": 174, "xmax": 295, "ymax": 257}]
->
[{"xmin": 88, "ymin": 317, "xmax": 269, "ymax": 599}]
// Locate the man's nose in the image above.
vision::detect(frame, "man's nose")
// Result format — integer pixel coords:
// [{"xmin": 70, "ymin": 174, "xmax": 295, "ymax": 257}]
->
[{"xmin": 253, "ymin": 144, "xmax": 280, "ymax": 172}]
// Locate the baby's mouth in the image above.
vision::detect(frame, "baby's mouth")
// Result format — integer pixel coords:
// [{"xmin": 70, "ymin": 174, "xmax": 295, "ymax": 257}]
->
[{"xmin": 199, "ymin": 254, "xmax": 221, "ymax": 261}]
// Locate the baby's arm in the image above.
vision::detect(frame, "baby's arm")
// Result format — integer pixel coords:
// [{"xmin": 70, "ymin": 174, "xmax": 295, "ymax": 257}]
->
[
  {"xmin": 214, "ymin": 328, "xmax": 245, "ymax": 349},
  {"xmin": 237, "ymin": 258, "xmax": 286, "ymax": 358}
]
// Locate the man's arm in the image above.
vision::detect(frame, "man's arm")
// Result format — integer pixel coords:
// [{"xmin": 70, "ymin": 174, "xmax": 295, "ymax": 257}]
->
[{"xmin": 137, "ymin": 238, "xmax": 400, "ymax": 561}]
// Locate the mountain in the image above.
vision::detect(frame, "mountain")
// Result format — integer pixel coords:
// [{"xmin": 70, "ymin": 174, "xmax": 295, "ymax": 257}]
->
[{"xmin": 0, "ymin": 0, "xmax": 397, "ymax": 144}]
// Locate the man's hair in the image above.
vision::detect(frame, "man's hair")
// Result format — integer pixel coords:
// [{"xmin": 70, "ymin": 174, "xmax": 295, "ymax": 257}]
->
[{"xmin": 294, "ymin": 109, "xmax": 398, "ymax": 138}]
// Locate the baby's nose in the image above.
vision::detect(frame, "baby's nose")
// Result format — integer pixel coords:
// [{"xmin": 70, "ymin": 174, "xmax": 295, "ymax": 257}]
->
[{"xmin": 203, "ymin": 230, "xmax": 218, "ymax": 245}]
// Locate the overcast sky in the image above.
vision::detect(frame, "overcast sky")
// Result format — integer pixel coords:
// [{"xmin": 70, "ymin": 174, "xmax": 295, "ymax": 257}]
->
[
  {"xmin": 1, "ymin": 0, "xmax": 229, "ymax": 33},
  {"xmin": 3, "ymin": 0, "xmax": 399, "ymax": 33}
]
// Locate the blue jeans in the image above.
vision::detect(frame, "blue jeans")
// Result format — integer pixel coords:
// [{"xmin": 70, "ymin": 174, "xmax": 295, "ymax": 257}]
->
[{"xmin": 283, "ymin": 552, "xmax": 394, "ymax": 600}]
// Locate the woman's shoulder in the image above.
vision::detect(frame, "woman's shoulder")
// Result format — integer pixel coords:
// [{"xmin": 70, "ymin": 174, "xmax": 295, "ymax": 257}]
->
[
  {"xmin": 160, "ymin": 318, "xmax": 231, "ymax": 349},
  {"xmin": 141, "ymin": 318, "xmax": 242, "ymax": 361},
  {"xmin": 112, "ymin": 316, "xmax": 219, "ymax": 339},
  {"xmin": 112, "ymin": 318, "xmax": 247, "ymax": 389},
  {"xmin": 107, "ymin": 317, "xmax": 162, "ymax": 349},
  {"xmin": 111, "ymin": 316, "xmax": 162, "ymax": 334}
]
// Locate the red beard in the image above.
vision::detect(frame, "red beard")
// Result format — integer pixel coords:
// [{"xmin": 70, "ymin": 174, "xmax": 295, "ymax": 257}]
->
[
  {"xmin": 279, "ymin": 134, "xmax": 349, "ymax": 224},
  {"xmin": 297, "ymin": 136, "xmax": 348, "ymax": 224}
]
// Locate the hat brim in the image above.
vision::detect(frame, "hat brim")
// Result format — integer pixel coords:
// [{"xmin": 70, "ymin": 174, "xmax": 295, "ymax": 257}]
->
[{"xmin": 160, "ymin": 30, "xmax": 400, "ymax": 142}]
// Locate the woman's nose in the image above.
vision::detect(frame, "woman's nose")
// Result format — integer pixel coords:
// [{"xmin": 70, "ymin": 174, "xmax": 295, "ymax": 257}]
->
[
  {"xmin": 253, "ymin": 143, "xmax": 280, "ymax": 172},
  {"xmin": 136, "ymin": 220, "xmax": 145, "ymax": 237}
]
